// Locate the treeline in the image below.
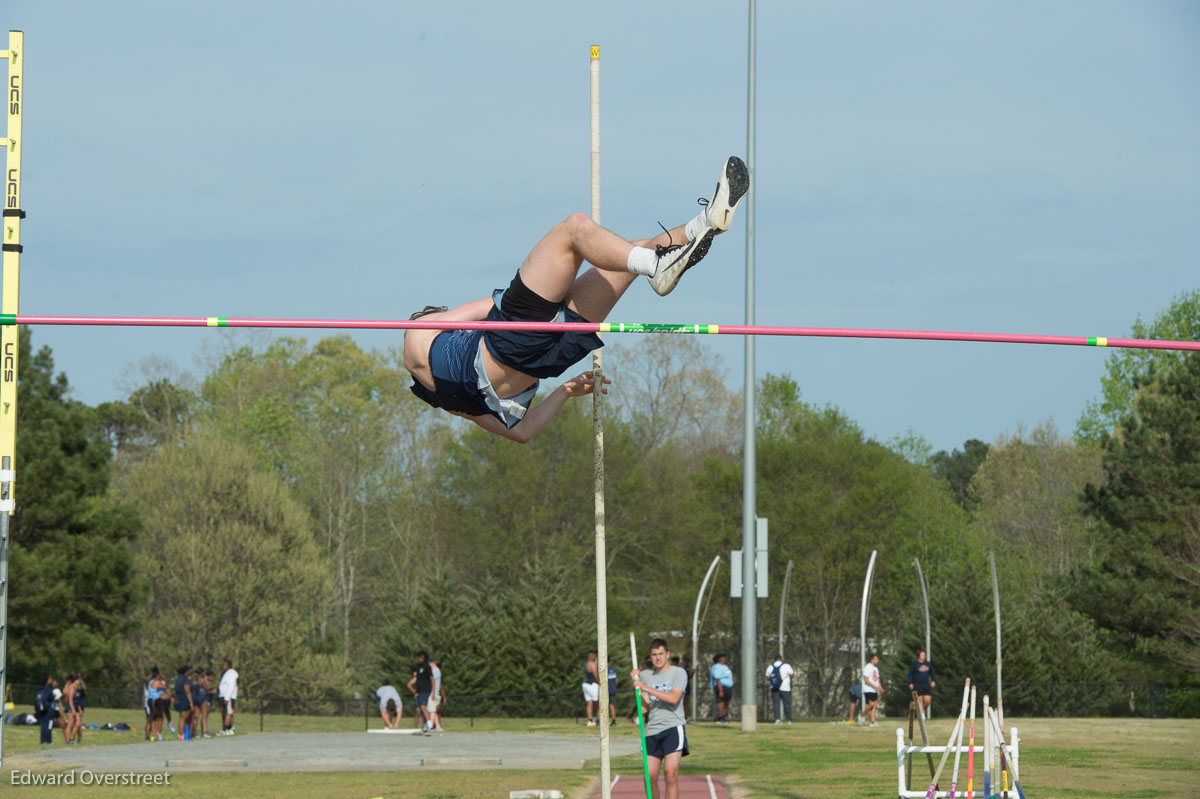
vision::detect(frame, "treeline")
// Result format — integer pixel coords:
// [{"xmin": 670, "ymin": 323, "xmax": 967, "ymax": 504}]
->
[{"xmin": 6, "ymin": 290, "xmax": 1198, "ymax": 714}]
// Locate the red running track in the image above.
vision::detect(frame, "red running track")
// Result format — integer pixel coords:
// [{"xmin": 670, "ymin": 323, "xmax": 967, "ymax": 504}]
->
[{"xmin": 599, "ymin": 774, "xmax": 729, "ymax": 799}]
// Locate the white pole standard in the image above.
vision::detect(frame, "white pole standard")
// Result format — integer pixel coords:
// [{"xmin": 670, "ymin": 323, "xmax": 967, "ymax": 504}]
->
[
  {"xmin": 588, "ymin": 44, "xmax": 611, "ymax": 799},
  {"xmin": 0, "ymin": 29, "xmax": 26, "ymax": 771},
  {"xmin": 859, "ymin": 549, "xmax": 878, "ymax": 712},
  {"xmin": 982, "ymin": 694, "xmax": 992, "ymax": 799},
  {"xmin": 691, "ymin": 555, "xmax": 721, "ymax": 722},
  {"xmin": 988, "ymin": 550, "xmax": 1002, "ymax": 725}
]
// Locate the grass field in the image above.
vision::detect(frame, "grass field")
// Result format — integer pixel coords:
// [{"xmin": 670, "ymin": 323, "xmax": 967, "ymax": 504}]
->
[{"xmin": 2, "ymin": 704, "xmax": 1197, "ymax": 798}]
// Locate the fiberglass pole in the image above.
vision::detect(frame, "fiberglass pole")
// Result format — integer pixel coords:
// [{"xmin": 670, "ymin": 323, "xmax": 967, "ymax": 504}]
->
[
  {"xmin": 691, "ymin": 555, "xmax": 721, "ymax": 723},
  {"xmin": 989, "ymin": 550, "xmax": 1003, "ymax": 724},
  {"xmin": 914, "ymin": 557, "xmax": 932, "ymax": 719},
  {"xmin": 859, "ymin": 549, "xmax": 877, "ymax": 717},
  {"xmin": 778, "ymin": 559, "xmax": 793, "ymax": 659}
]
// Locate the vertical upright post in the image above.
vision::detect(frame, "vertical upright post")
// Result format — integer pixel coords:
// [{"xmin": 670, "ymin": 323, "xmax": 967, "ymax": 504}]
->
[
  {"xmin": 739, "ymin": 0, "xmax": 758, "ymax": 734},
  {"xmin": 0, "ymin": 30, "xmax": 25, "ymax": 771},
  {"xmin": 989, "ymin": 550, "xmax": 1003, "ymax": 724},
  {"xmin": 777, "ymin": 559, "xmax": 793, "ymax": 659},
  {"xmin": 588, "ymin": 43, "xmax": 611, "ymax": 799},
  {"xmin": 913, "ymin": 557, "xmax": 932, "ymax": 718},
  {"xmin": 859, "ymin": 549, "xmax": 877, "ymax": 712}
]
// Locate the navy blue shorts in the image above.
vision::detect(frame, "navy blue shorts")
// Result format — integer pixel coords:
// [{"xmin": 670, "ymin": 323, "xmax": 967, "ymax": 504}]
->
[
  {"xmin": 420, "ymin": 328, "xmax": 491, "ymax": 415},
  {"xmin": 416, "ymin": 691, "xmax": 431, "ymax": 707},
  {"xmin": 644, "ymin": 725, "xmax": 689, "ymax": 759},
  {"xmin": 483, "ymin": 292, "xmax": 602, "ymax": 379}
]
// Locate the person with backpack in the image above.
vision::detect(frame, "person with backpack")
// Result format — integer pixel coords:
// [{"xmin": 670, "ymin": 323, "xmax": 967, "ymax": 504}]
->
[
  {"xmin": 764, "ymin": 654, "xmax": 795, "ymax": 725},
  {"xmin": 34, "ymin": 676, "xmax": 57, "ymax": 745}
]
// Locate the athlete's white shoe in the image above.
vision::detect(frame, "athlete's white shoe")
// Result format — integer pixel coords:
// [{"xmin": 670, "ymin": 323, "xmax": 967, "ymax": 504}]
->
[
  {"xmin": 648, "ymin": 157, "xmax": 749, "ymax": 296},
  {"xmin": 702, "ymin": 156, "xmax": 749, "ymax": 232},
  {"xmin": 648, "ymin": 230, "xmax": 716, "ymax": 296}
]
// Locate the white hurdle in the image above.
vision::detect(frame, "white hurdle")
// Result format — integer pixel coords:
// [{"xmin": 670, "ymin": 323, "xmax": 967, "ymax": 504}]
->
[{"xmin": 895, "ymin": 726, "xmax": 1019, "ymax": 799}]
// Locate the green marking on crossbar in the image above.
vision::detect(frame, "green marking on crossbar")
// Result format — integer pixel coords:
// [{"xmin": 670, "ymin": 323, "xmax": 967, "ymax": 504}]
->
[
  {"xmin": 1087, "ymin": 336, "xmax": 1108, "ymax": 347},
  {"xmin": 0, "ymin": 314, "xmax": 15, "ymax": 326},
  {"xmin": 600, "ymin": 323, "xmax": 718, "ymax": 334},
  {"xmin": 206, "ymin": 317, "xmax": 228, "ymax": 327}
]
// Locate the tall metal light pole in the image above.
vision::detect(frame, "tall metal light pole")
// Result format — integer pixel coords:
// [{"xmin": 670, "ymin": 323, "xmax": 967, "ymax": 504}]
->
[{"xmin": 739, "ymin": 0, "xmax": 758, "ymax": 733}]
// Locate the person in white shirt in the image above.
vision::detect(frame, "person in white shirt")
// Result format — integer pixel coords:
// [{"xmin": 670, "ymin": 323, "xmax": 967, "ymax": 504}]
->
[
  {"xmin": 764, "ymin": 654, "xmax": 795, "ymax": 724},
  {"xmin": 376, "ymin": 684, "xmax": 404, "ymax": 729},
  {"xmin": 862, "ymin": 653, "xmax": 884, "ymax": 726},
  {"xmin": 426, "ymin": 661, "xmax": 447, "ymax": 734},
  {"xmin": 217, "ymin": 659, "xmax": 239, "ymax": 735}
]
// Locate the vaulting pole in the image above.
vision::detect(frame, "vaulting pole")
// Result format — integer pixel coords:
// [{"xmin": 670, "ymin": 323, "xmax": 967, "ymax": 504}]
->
[
  {"xmin": 914, "ymin": 557, "xmax": 932, "ymax": 718},
  {"xmin": 989, "ymin": 550, "xmax": 1003, "ymax": 725},
  {"xmin": 691, "ymin": 555, "xmax": 721, "ymax": 723},
  {"xmin": 588, "ymin": 43, "xmax": 612, "ymax": 799},
  {"xmin": 859, "ymin": 549, "xmax": 878, "ymax": 720},
  {"xmin": 0, "ymin": 29, "xmax": 25, "ymax": 770},
  {"xmin": 777, "ymin": 559, "xmax": 793, "ymax": 659}
]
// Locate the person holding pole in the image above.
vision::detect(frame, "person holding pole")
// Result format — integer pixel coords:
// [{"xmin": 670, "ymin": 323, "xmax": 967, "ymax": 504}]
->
[
  {"xmin": 631, "ymin": 638, "xmax": 690, "ymax": 799},
  {"xmin": 403, "ymin": 157, "xmax": 748, "ymax": 443}
]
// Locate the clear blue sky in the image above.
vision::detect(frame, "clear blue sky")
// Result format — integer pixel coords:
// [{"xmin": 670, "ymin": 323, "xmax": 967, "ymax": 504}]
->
[{"xmin": 4, "ymin": 1, "xmax": 1198, "ymax": 453}]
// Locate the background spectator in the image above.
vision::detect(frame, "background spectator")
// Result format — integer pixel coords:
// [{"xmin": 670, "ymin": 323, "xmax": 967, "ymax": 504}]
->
[
  {"xmin": 765, "ymin": 654, "xmax": 794, "ymax": 725},
  {"xmin": 709, "ymin": 654, "xmax": 733, "ymax": 723},
  {"xmin": 218, "ymin": 659, "xmax": 239, "ymax": 736},
  {"xmin": 376, "ymin": 683, "xmax": 403, "ymax": 729}
]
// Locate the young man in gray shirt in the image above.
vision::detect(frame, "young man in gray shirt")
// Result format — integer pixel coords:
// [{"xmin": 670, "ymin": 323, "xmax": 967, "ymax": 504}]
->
[{"xmin": 631, "ymin": 638, "xmax": 689, "ymax": 799}]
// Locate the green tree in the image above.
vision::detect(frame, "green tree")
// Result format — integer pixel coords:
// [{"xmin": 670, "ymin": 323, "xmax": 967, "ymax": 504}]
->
[
  {"xmin": 121, "ymin": 426, "xmax": 351, "ymax": 696},
  {"xmin": 1073, "ymin": 353, "xmax": 1200, "ymax": 676},
  {"xmin": 97, "ymin": 376, "xmax": 198, "ymax": 475},
  {"xmin": 930, "ymin": 438, "xmax": 990, "ymax": 510},
  {"xmin": 199, "ymin": 336, "xmax": 432, "ymax": 670},
  {"xmin": 1075, "ymin": 289, "xmax": 1200, "ymax": 443},
  {"xmin": 373, "ymin": 561, "xmax": 597, "ymax": 714},
  {"xmin": 604, "ymin": 336, "xmax": 740, "ymax": 457},
  {"xmin": 7, "ymin": 329, "xmax": 144, "ymax": 686},
  {"xmin": 969, "ymin": 422, "xmax": 1103, "ymax": 573}
]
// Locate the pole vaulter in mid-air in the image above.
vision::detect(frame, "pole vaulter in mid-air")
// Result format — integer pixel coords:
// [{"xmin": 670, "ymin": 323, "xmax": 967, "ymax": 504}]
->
[{"xmin": 401, "ymin": 156, "xmax": 749, "ymax": 443}]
